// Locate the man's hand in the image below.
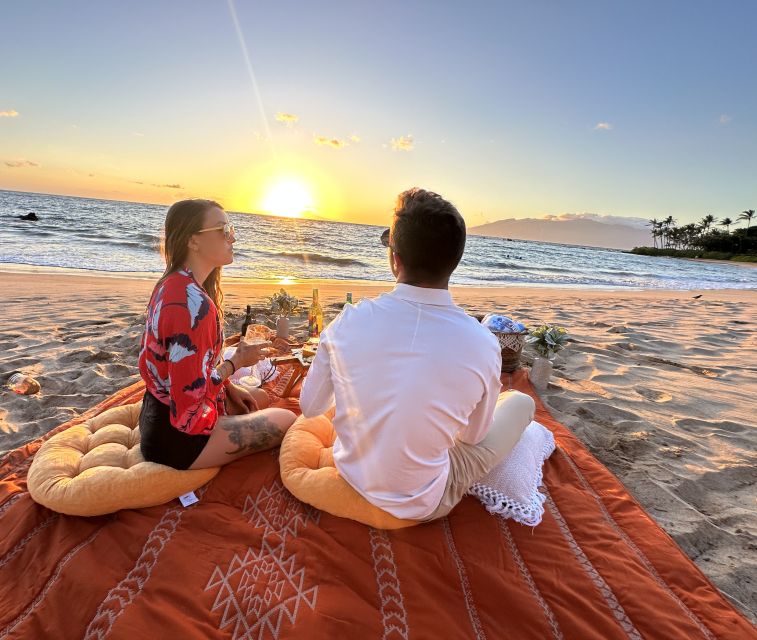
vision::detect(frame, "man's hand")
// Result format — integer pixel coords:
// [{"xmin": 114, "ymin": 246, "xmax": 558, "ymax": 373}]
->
[{"xmin": 225, "ymin": 383, "xmax": 258, "ymax": 414}]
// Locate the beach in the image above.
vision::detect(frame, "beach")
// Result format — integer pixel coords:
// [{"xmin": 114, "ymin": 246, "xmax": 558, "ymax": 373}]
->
[{"xmin": 0, "ymin": 267, "xmax": 755, "ymax": 622}]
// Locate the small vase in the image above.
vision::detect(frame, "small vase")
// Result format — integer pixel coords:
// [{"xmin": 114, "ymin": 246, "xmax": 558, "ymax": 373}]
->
[
  {"xmin": 529, "ymin": 356, "xmax": 553, "ymax": 391},
  {"xmin": 276, "ymin": 316, "xmax": 290, "ymax": 340}
]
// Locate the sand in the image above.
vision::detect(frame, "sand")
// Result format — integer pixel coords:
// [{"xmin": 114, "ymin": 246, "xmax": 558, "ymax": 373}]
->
[{"xmin": 0, "ymin": 267, "xmax": 755, "ymax": 623}]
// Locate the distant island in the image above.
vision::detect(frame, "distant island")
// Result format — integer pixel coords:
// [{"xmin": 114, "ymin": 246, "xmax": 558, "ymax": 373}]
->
[{"xmin": 469, "ymin": 214, "xmax": 652, "ymax": 251}]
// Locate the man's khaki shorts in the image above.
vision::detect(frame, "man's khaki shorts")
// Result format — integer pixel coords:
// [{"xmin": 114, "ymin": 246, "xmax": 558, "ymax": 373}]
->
[{"xmin": 422, "ymin": 390, "xmax": 536, "ymax": 522}]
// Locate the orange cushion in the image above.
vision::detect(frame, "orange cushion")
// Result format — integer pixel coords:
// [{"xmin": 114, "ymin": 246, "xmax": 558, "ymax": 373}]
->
[
  {"xmin": 27, "ymin": 401, "xmax": 219, "ymax": 516},
  {"xmin": 279, "ymin": 410, "xmax": 420, "ymax": 529}
]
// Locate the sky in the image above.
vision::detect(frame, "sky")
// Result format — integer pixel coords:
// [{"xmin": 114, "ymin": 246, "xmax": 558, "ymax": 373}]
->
[{"xmin": 1, "ymin": 0, "xmax": 756, "ymax": 227}]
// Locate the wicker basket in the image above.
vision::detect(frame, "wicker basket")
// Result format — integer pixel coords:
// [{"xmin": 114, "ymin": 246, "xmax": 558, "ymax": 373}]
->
[{"xmin": 493, "ymin": 330, "xmax": 528, "ymax": 373}]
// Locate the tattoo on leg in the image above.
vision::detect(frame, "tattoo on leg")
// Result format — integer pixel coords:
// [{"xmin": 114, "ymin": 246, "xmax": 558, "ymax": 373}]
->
[{"xmin": 223, "ymin": 413, "xmax": 283, "ymax": 456}]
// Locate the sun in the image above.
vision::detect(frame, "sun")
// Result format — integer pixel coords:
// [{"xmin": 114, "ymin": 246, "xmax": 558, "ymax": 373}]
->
[{"xmin": 261, "ymin": 179, "xmax": 314, "ymax": 218}]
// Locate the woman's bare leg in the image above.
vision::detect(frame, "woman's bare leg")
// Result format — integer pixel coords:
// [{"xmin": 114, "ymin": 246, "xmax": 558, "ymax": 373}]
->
[
  {"xmin": 189, "ymin": 408, "xmax": 296, "ymax": 469},
  {"xmin": 249, "ymin": 388, "xmax": 271, "ymax": 409}
]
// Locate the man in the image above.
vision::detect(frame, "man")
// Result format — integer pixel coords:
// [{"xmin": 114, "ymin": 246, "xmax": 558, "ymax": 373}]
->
[{"xmin": 300, "ymin": 188, "xmax": 535, "ymax": 521}]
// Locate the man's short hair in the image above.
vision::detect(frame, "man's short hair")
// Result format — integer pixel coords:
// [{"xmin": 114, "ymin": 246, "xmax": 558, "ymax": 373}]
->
[{"xmin": 391, "ymin": 188, "xmax": 466, "ymax": 282}]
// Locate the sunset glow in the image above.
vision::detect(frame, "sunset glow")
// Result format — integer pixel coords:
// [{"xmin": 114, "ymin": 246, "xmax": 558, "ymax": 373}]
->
[{"xmin": 260, "ymin": 178, "xmax": 314, "ymax": 218}]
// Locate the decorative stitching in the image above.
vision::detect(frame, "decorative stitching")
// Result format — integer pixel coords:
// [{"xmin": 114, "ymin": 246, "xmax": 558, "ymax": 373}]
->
[
  {"xmin": 0, "ymin": 512, "xmax": 58, "ymax": 570},
  {"xmin": 206, "ymin": 538, "xmax": 318, "ymax": 640},
  {"xmin": 205, "ymin": 480, "xmax": 319, "ymax": 640},
  {"xmin": 0, "ymin": 492, "xmax": 24, "ymax": 519},
  {"xmin": 83, "ymin": 486, "xmax": 210, "ymax": 640},
  {"xmin": 241, "ymin": 480, "xmax": 320, "ymax": 543},
  {"xmin": 1, "ymin": 525, "xmax": 105, "ymax": 638},
  {"xmin": 545, "ymin": 489, "xmax": 642, "ymax": 639},
  {"xmin": 442, "ymin": 518, "xmax": 487, "ymax": 640},
  {"xmin": 497, "ymin": 519, "xmax": 563, "ymax": 639},
  {"xmin": 368, "ymin": 528, "xmax": 409, "ymax": 640}
]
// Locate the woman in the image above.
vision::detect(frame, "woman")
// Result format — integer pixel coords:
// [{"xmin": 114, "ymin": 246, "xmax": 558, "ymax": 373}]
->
[{"xmin": 137, "ymin": 199, "xmax": 296, "ymax": 470}]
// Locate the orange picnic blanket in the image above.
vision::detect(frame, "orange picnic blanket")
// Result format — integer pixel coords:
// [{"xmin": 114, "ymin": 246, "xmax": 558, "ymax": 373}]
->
[{"xmin": 1, "ymin": 370, "xmax": 754, "ymax": 639}]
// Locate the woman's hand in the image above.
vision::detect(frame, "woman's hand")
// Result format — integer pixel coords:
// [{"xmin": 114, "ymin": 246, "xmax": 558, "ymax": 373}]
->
[
  {"xmin": 225, "ymin": 382, "xmax": 258, "ymax": 414},
  {"xmin": 231, "ymin": 339, "xmax": 274, "ymax": 369}
]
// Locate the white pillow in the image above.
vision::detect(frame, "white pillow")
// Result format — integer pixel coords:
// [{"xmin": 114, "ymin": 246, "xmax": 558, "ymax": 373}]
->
[{"xmin": 467, "ymin": 420, "xmax": 555, "ymax": 526}]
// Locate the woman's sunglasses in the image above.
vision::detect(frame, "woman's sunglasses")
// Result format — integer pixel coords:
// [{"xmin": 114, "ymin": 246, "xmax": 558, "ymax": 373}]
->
[{"xmin": 197, "ymin": 222, "xmax": 235, "ymax": 241}]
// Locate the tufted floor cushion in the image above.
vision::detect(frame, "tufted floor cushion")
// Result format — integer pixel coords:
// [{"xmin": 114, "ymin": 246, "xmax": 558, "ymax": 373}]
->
[
  {"xmin": 279, "ymin": 410, "xmax": 420, "ymax": 529},
  {"xmin": 27, "ymin": 401, "xmax": 220, "ymax": 516}
]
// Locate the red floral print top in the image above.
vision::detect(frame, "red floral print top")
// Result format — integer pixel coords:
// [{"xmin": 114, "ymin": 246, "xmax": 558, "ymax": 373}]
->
[{"xmin": 138, "ymin": 268, "xmax": 228, "ymax": 435}]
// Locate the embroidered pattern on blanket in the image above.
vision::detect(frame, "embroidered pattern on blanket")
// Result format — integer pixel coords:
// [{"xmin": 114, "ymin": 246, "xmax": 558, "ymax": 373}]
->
[
  {"xmin": 369, "ymin": 528, "xmax": 409, "ymax": 640},
  {"xmin": 205, "ymin": 480, "xmax": 319, "ymax": 640},
  {"xmin": 83, "ymin": 486, "xmax": 211, "ymax": 639}
]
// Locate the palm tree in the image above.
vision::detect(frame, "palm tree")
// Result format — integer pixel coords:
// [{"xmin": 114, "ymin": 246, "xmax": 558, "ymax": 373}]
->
[
  {"xmin": 738, "ymin": 209, "xmax": 755, "ymax": 234},
  {"xmin": 682, "ymin": 223, "xmax": 699, "ymax": 249},
  {"xmin": 647, "ymin": 218, "xmax": 660, "ymax": 248},
  {"xmin": 700, "ymin": 214, "xmax": 716, "ymax": 234},
  {"xmin": 669, "ymin": 226, "xmax": 684, "ymax": 249},
  {"xmin": 663, "ymin": 215, "xmax": 675, "ymax": 247},
  {"xmin": 720, "ymin": 217, "xmax": 733, "ymax": 233}
]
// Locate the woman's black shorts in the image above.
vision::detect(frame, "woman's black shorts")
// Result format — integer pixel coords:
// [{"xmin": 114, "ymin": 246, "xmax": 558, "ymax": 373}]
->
[{"xmin": 139, "ymin": 390, "xmax": 211, "ymax": 470}]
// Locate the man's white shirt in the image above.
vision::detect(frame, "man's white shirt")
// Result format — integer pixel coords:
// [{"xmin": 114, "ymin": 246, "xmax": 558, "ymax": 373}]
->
[{"xmin": 300, "ymin": 283, "xmax": 502, "ymax": 520}]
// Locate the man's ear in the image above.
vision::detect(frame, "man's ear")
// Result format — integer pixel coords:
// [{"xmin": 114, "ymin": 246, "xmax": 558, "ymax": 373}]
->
[{"xmin": 392, "ymin": 250, "xmax": 404, "ymax": 276}]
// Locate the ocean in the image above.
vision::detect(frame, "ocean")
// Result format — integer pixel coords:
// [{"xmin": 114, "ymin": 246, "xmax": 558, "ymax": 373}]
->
[{"xmin": 2, "ymin": 189, "xmax": 755, "ymax": 290}]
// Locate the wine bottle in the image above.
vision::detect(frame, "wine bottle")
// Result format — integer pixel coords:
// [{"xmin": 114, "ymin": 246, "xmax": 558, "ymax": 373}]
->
[
  {"xmin": 240, "ymin": 304, "xmax": 253, "ymax": 338},
  {"xmin": 308, "ymin": 289, "xmax": 324, "ymax": 338}
]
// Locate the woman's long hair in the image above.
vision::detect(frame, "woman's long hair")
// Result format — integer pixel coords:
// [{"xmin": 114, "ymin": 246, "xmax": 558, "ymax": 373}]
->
[{"xmin": 153, "ymin": 199, "xmax": 225, "ymax": 327}]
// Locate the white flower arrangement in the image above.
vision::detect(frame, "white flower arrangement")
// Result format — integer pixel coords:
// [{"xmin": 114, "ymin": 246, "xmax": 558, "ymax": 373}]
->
[{"xmin": 269, "ymin": 289, "xmax": 300, "ymax": 318}]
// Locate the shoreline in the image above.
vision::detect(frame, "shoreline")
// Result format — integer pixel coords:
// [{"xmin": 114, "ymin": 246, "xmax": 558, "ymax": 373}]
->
[
  {"xmin": 624, "ymin": 249, "xmax": 757, "ymax": 268},
  {"xmin": 1, "ymin": 262, "xmax": 756, "ymax": 295},
  {"xmin": 680, "ymin": 256, "xmax": 757, "ymax": 268}
]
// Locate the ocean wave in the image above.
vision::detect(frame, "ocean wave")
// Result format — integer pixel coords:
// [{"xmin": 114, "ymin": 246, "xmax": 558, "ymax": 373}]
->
[
  {"xmin": 0, "ymin": 257, "xmax": 162, "ymax": 274},
  {"xmin": 468, "ymin": 259, "xmax": 527, "ymax": 270},
  {"xmin": 6, "ymin": 226, "xmax": 55, "ymax": 238},
  {"xmin": 273, "ymin": 251, "xmax": 367, "ymax": 267}
]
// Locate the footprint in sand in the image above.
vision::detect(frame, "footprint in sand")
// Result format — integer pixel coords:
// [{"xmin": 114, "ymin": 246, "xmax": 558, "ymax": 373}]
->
[
  {"xmin": 674, "ymin": 417, "xmax": 750, "ymax": 435},
  {"xmin": 67, "ymin": 319, "xmax": 111, "ymax": 328},
  {"xmin": 635, "ymin": 387, "xmax": 673, "ymax": 403},
  {"xmin": 640, "ymin": 355, "xmax": 719, "ymax": 378},
  {"xmin": 608, "ymin": 325, "xmax": 631, "ymax": 333}
]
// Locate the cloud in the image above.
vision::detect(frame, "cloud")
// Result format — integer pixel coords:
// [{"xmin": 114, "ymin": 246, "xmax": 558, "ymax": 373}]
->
[
  {"xmin": 274, "ymin": 112, "xmax": 299, "ymax": 126},
  {"xmin": 313, "ymin": 135, "xmax": 349, "ymax": 149},
  {"xmin": 719, "ymin": 114, "xmax": 732, "ymax": 125},
  {"xmin": 541, "ymin": 212, "xmax": 648, "ymax": 229},
  {"xmin": 4, "ymin": 159, "xmax": 39, "ymax": 168},
  {"xmin": 350, "ymin": 134, "xmax": 361, "ymax": 143},
  {"xmin": 390, "ymin": 135, "xmax": 414, "ymax": 151},
  {"xmin": 129, "ymin": 179, "xmax": 183, "ymax": 189},
  {"xmin": 594, "ymin": 122, "xmax": 613, "ymax": 131},
  {"xmin": 0, "ymin": 110, "xmax": 19, "ymax": 118}
]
